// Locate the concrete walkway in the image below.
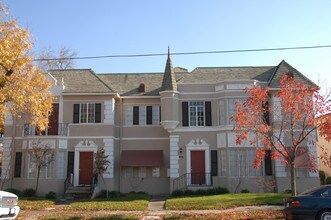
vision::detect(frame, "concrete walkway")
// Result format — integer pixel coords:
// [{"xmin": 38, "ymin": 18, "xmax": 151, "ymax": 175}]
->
[{"xmin": 143, "ymin": 196, "xmax": 167, "ymax": 220}]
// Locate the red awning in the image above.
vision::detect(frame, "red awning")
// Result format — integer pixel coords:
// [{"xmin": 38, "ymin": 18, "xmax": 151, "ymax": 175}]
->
[{"xmin": 120, "ymin": 150, "xmax": 163, "ymax": 167}]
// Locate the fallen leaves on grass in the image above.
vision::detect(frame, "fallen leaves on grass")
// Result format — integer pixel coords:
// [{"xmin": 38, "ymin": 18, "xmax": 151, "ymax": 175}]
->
[{"xmin": 165, "ymin": 210, "xmax": 284, "ymax": 219}]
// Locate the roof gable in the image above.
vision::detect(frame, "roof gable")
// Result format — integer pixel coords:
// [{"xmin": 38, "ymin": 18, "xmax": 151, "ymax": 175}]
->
[
  {"xmin": 49, "ymin": 69, "xmax": 114, "ymax": 94},
  {"xmin": 268, "ymin": 60, "xmax": 316, "ymax": 88}
]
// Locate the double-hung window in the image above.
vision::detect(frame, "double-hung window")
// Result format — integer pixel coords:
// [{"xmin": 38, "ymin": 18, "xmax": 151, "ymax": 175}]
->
[
  {"xmin": 182, "ymin": 101, "xmax": 212, "ymax": 127},
  {"xmin": 73, "ymin": 103, "xmax": 101, "ymax": 123},
  {"xmin": 189, "ymin": 101, "xmax": 205, "ymax": 126}
]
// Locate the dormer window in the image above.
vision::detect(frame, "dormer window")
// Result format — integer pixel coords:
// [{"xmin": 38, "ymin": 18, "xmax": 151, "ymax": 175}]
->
[{"xmin": 138, "ymin": 83, "xmax": 145, "ymax": 92}]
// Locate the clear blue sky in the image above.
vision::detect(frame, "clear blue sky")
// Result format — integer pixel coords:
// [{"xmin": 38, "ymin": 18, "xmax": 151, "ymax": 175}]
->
[{"xmin": 5, "ymin": 0, "xmax": 331, "ymax": 86}]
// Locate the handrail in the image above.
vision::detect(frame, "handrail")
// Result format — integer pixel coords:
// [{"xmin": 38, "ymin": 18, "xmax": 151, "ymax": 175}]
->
[
  {"xmin": 24, "ymin": 123, "xmax": 69, "ymax": 136},
  {"xmin": 173, "ymin": 173, "xmax": 213, "ymax": 191},
  {"xmin": 64, "ymin": 173, "xmax": 73, "ymax": 193},
  {"xmin": 90, "ymin": 174, "xmax": 98, "ymax": 198}
]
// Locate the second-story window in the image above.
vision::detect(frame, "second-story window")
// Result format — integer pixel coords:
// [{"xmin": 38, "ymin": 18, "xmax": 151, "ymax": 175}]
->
[
  {"xmin": 73, "ymin": 103, "xmax": 101, "ymax": 123},
  {"xmin": 125, "ymin": 105, "xmax": 160, "ymax": 126},
  {"xmin": 182, "ymin": 101, "xmax": 212, "ymax": 127}
]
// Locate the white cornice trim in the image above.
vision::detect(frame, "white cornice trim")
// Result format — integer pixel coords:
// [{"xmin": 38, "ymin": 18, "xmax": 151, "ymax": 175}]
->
[
  {"xmin": 16, "ymin": 136, "xmax": 170, "ymax": 141},
  {"xmin": 120, "ymin": 96, "xmax": 161, "ymax": 99},
  {"xmin": 62, "ymin": 93, "xmax": 117, "ymax": 96},
  {"xmin": 174, "ymin": 126, "xmax": 234, "ymax": 132}
]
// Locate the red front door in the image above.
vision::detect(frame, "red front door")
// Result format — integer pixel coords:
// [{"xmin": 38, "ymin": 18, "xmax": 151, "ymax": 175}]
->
[
  {"xmin": 79, "ymin": 152, "xmax": 94, "ymax": 185},
  {"xmin": 191, "ymin": 151, "xmax": 206, "ymax": 185}
]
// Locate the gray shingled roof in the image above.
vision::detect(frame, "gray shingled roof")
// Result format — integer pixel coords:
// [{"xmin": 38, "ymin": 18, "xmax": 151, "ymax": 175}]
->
[
  {"xmin": 98, "ymin": 72, "xmax": 188, "ymax": 96},
  {"xmin": 48, "ymin": 60, "xmax": 315, "ymax": 96},
  {"xmin": 49, "ymin": 69, "xmax": 114, "ymax": 93},
  {"xmin": 268, "ymin": 60, "xmax": 317, "ymax": 88},
  {"xmin": 99, "ymin": 72, "xmax": 164, "ymax": 96},
  {"xmin": 160, "ymin": 54, "xmax": 177, "ymax": 91},
  {"xmin": 181, "ymin": 66, "xmax": 276, "ymax": 84}
]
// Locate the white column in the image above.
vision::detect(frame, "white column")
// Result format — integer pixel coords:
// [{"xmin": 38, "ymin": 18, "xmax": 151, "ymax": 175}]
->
[
  {"xmin": 103, "ymin": 138, "xmax": 114, "ymax": 178},
  {"xmin": 104, "ymin": 99, "xmax": 115, "ymax": 124},
  {"xmin": 170, "ymin": 135, "xmax": 180, "ymax": 178},
  {"xmin": 1, "ymin": 139, "xmax": 12, "ymax": 179}
]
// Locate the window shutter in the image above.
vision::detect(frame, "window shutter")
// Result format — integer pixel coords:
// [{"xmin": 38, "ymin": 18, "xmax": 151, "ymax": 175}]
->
[
  {"xmin": 264, "ymin": 150, "xmax": 273, "ymax": 176},
  {"xmin": 211, "ymin": 150, "xmax": 218, "ymax": 176},
  {"xmin": 95, "ymin": 103, "xmax": 101, "ymax": 123},
  {"xmin": 182, "ymin": 102, "xmax": 188, "ymax": 127},
  {"xmin": 67, "ymin": 152, "xmax": 75, "ymax": 177},
  {"xmin": 146, "ymin": 106, "xmax": 153, "ymax": 125},
  {"xmin": 73, "ymin": 104, "xmax": 80, "ymax": 123},
  {"xmin": 205, "ymin": 101, "xmax": 212, "ymax": 126},
  {"xmin": 14, "ymin": 152, "xmax": 22, "ymax": 177},
  {"xmin": 133, "ymin": 106, "xmax": 139, "ymax": 125}
]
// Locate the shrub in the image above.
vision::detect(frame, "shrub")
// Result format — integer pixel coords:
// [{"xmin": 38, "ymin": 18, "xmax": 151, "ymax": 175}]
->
[
  {"xmin": 22, "ymin": 188, "xmax": 36, "ymax": 197},
  {"xmin": 206, "ymin": 188, "xmax": 217, "ymax": 195},
  {"xmin": 171, "ymin": 189, "xmax": 184, "ymax": 197},
  {"xmin": 4, "ymin": 188, "xmax": 21, "ymax": 197},
  {"xmin": 326, "ymin": 177, "xmax": 331, "ymax": 184},
  {"xmin": 110, "ymin": 190, "xmax": 125, "ymax": 198},
  {"xmin": 284, "ymin": 189, "xmax": 292, "ymax": 194},
  {"xmin": 195, "ymin": 189, "xmax": 207, "ymax": 195},
  {"xmin": 96, "ymin": 190, "xmax": 125, "ymax": 199},
  {"xmin": 241, "ymin": 189, "xmax": 250, "ymax": 193},
  {"xmin": 319, "ymin": 170, "xmax": 326, "ymax": 185},
  {"xmin": 214, "ymin": 187, "xmax": 230, "ymax": 194},
  {"xmin": 184, "ymin": 189, "xmax": 194, "ymax": 196},
  {"xmin": 45, "ymin": 191, "xmax": 56, "ymax": 199}
]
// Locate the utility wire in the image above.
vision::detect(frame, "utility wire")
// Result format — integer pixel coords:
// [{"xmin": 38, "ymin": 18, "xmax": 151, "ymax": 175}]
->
[{"xmin": 33, "ymin": 44, "xmax": 331, "ymax": 61}]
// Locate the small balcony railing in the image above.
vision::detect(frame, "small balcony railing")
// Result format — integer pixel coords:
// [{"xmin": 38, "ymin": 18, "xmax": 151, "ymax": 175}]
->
[{"xmin": 24, "ymin": 123, "xmax": 68, "ymax": 136}]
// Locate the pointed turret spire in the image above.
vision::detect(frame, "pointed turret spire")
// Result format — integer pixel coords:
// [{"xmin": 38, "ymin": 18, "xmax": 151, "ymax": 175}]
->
[{"xmin": 160, "ymin": 47, "xmax": 177, "ymax": 92}]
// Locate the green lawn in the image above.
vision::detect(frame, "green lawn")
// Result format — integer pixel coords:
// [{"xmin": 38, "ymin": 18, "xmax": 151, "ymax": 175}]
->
[
  {"xmin": 166, "ymin": 193, "xmax": 289, "ymax": 210},
  {"xmin": 18, "ymin": 198, "xmax": 57, "ymax": 210},
  {"xmin": 63, "ymin": 193, "xmax": 151, "ymax": 211}
]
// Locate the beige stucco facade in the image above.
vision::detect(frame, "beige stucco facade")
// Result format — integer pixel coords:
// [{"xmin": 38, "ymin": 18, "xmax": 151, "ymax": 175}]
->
[{"xmin": 0, "ymin": 58, "xmax": 321, "ymax": 196}]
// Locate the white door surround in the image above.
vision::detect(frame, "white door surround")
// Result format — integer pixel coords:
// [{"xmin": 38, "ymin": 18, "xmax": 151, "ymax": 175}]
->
[
  {"xmin": 74, "ymin": 140, "xmax": 98, "ymax": 186},
  {"xmin": 186, "ymin": 138, "xmax": 210, "ymax": 185}
]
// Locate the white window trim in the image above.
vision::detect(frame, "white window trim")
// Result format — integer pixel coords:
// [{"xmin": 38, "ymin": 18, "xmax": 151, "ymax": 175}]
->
[
  {"xmin": 28, "ymin": 153, "xmax": 53, "ymax": 179},
  {"xmin": 138, "ymin": 167, "xmax": 147, "ymax": 178},
  {"xmin": 189, "ymin": 101, "xmax": 205, "ymax": 127},
  {"xmin": 152, "ymin": 167, "xmax": 160, "ymax": 177},
  {"xmin": 80, "ymin": 103, "xmax": 96, "ymax": 123}
]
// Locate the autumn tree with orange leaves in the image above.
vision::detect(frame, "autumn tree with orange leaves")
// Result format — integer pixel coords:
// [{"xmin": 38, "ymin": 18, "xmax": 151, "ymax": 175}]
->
[
  {"xmin": 231, "ymin": 73, "xmax": 331, "ymax": 195},
  {"xmin": 0, "ymin": 3, "xmax": 53, "ymax": 131}
]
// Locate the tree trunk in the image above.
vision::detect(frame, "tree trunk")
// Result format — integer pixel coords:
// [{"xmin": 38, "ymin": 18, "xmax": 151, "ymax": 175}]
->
[
  {"xmin": 36, "ymin": 166, "xmax": 41, "ymax": 193},
  {"xmin": 290, "ymin": 162, "xmax": 297, "ymax": 196}
]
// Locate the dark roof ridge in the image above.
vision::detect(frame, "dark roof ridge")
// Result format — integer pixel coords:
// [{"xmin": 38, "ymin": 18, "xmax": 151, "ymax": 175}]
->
[
  {"xmin": 48, "ymin": 68, "xmax": 93, "ymax": 72},
  {"xmin": 193, "ymin": 65, "xmax": 275, "ymax": 70},
  {"xmin": 89, "ymin": 69, "xmax": 115, "ymax": 93},
  {"xmin": 98, "ymin": 72, "xmax": 164, "ymax": 75}
]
